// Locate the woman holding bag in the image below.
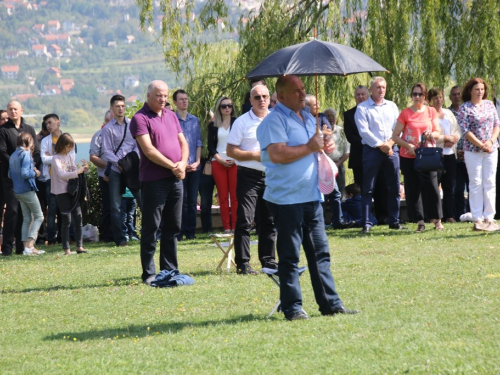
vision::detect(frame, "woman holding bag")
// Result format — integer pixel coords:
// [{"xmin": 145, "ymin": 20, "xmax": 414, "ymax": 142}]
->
[
  {"xmin": 457, "ymin": 78, "xmax": 500, "ymax": 231},
  {"xmin": 208, "ymin": 97, "xmax": 238, "ymax": 233},
  {"xmin": 392, "ymin": 83, "xmax": 443, "ymax": 232},
  {"xmin": 428, "ymin": 88, "xmax": 461, "ymax": 223}
]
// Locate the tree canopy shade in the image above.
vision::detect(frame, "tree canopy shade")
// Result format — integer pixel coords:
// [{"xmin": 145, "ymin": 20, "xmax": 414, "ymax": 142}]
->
[{"xmin": 137, "ymin": 0, "xmax": 500, "ymax": 123}]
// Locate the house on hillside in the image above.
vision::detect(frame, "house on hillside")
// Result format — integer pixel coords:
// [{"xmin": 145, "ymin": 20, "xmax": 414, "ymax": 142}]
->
[
  {"xmin": 5, "ymin": 50, "xmax": 20, "ymax": 60},
  {"xmin": 21, "ymin": 2, "xmax": 32, "ymax": 11},
  {"xmin": 60, "ymin": 79, "xmax": 75, "ymax": 93},
  {"xmin": 46, "ymin": 67, "xmax": 60, "ymax": 78},
  {"xmin": 126, "ymin": 95, "xmax": 140, "ymax": 103},
  {"xmin": 48, "ymin": 20, "xmax": 61, "ymax": 33},
  {"xmin": 48, "ymin": 44, "xmax": 62, "ymax": 57},
  {"xmin": 42, "ymin": 85, "xmax": 61, "ymax": 96},
  {"xmin": 16, "ymin": 26, "xmax": 30, "ymax": 35},
  {"xmin": 32, "ymin": 44, "xmax": 47, "ymax": 57},
  {"xmin": 124, "ymin": 76, "xmax": 139, "ymax": 88},
  {"xmin": 2, "ymin": 65, "xmax": 19, "ymax": 79},
  {"xmin": 33, "ymin": 23, "xmax": 45, "ymax": 33},
  {"xmin": 62, "ymin": 20, "xmax": 76, "ymax": 32},
  {"xmin": 3, "ymin": 3, "xmax": 15, "ymax": 15},
  {"xmin": 125, "ymin": 35, "xmax": 135, "ymax": 44},
  {"xmin": 15, "ymin": 93, "xmax": 37, "ymax": 102},
  {"xmin": 107, "ymin": 41, "xmax": 117, "ymax": 48}
]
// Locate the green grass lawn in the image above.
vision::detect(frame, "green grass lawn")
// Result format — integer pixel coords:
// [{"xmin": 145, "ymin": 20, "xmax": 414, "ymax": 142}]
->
[{"xmin": 1, "ymin": 224, "xmax": 499, "ymax": 374}]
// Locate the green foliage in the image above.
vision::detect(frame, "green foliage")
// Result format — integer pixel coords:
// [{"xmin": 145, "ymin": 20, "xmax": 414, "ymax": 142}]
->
[
  {"xmin": 139, "ymin": 0, "xmax": 500, "ymax": 117},
  {"xmin": 83, "ymin": 163, "xmax": 101, "ymax": 228}
]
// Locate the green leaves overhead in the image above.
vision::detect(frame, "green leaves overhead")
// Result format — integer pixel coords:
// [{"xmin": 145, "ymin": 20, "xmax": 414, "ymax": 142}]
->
[{"xmin": 138, "ymin": 0, "xmax": 500, "ymax": 120}]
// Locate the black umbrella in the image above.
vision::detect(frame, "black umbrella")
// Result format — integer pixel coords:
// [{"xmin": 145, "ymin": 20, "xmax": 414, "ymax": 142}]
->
[{"xmin": 246, "ymin": 39, "xmax": 388, "ymax": 79}]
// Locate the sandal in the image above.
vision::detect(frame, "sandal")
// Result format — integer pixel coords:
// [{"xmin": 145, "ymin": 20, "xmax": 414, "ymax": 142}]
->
[
  {"xmin": 415, "ymin": 224, "xmax": 425, "ymax": 233},
  {"xmin": 434, "ymin": 222, "xmax": 444, "ymax": 231}
]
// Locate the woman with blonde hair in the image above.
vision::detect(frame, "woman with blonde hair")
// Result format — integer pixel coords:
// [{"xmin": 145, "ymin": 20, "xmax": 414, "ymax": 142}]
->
[
  {"xmin": 207, "ymin": 97, "xmax": 238, "ymax": 233},
  {"xmin": 8, "ymin": 132, "xmax": 45, "ymax": 255},
  {"xmin": 428, "ymin": 87, "xmax": 461, "ymax": 223}
]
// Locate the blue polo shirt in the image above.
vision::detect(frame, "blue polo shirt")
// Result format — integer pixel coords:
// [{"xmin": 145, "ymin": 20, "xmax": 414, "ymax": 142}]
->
[
  {"xmin": 257, "ymin": 102, "xmax": 322, "ymax": 205},
  {"xmin": 176, "ymin": 112, "xmax": 202, "ymax": 167}
]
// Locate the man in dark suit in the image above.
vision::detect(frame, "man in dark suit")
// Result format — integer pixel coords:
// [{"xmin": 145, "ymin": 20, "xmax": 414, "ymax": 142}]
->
[{"xmin": 343, "ymin": 85, "xmax": 369, "ymax": 187}]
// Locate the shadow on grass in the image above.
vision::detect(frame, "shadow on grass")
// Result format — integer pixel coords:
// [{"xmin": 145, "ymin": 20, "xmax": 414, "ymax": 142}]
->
[
  {"xmin": 43, "ymin": 314, "xmax": 268, "ymax": 341},
  {"xmin": 0, "ymin": 276, "xmax": 141, "ymax": 294}
]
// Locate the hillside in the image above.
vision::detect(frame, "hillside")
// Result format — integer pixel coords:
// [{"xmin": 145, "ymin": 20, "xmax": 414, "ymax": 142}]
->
[{"xmin": 0, "ymin": 0, "xmax": 187, "ymax": 130}]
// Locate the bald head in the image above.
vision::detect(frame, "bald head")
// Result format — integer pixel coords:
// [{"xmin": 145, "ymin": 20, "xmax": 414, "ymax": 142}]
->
[
  {"xmin": 7, "ymin": 100, "xmax": 23, "ymax": 125},
  {"xmin": 147, "ymin": 80, "xmax": 169, "ymax": 114},
  {"xmin": 275, "ymin": 75, "xmax": 306, "ymax": 113}
]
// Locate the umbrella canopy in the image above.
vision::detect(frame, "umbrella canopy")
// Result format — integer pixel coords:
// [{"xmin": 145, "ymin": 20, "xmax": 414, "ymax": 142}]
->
[{"xmin": 246, "ymin": 39, "xmax": 387, "ymax": 79}]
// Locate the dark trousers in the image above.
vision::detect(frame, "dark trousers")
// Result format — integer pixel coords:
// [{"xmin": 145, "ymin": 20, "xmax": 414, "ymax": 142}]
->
[
  {"xmin": 400, "ymin": 156, "xmax": 442, "ymax": 222},
  {"xmin": 440, "ymin": 154, "xmax": 457, "ymax": 220},
  {"xmin": 55, "ymin": 193, "xmax": 83, "ymax": 250},
  {"xmin": 120, "ymin": 197, "xmax": 138, "ymax": 239},
  {"xmin": 0, "ymin": 174, "xmax": 4, "ymax": 235},
  {"xmin": 326, "ymin": 181, "xmax": 345, "ymax": 226},
  {"xmin": 267, "ymin": 201, "xmax": 343, "ymax": 318},
  {"xmin": 234, "ymin": 167, "xmax": 276, "ymax": 268},
  {"xmin": 199, "ymin": 172, "xmax": 215, "ymax": 233},
  {"xmin": 1, "ymin": 177, "xmax": 23, "ymax": 255},
  {"xmin": 140, "ymin": 177, "xmax": 183, "ymax": 281},
  {"xmin": 352, "ymin": 167, "xmax": 363, "ymax": 188},
  {"xmin": 181, "ymin": 169, "xmax": 201, "ymax": 238},
  {"xmin": 361, "ymin": 145, "xmax": 401, "ymax": 227},
  {"xmin": 351, "ymin": 165, "xmax": 387, "ymax": 224},
  {"xmin": 45, "ymin": 181, "xmax": 61, "ymax": 243},
  {"xmin": 35, "ymin": 179, "xmax": 47, "ymax": 243},
  {"xmin": 454, "ymin": 161, "xmax": 469, "ymax": 220},
  {"xmin": 98, "ymin": 176, "xmax": 113, "ymax": 242},
  {"xmin": 335, "ymin": 163, "xmax": 346, "ymax": 199}
]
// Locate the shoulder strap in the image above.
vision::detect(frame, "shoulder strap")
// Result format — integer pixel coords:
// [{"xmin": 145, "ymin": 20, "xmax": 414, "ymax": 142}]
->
[{"xmin": 114, "ymin": 120, "xmax": 128, "ymax": 155}]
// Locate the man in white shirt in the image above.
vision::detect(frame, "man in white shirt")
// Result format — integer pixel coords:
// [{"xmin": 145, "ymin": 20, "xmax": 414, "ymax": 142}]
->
[
  {"xmin": 354, "ymin": 76, "xmax": 404, "ymax": 233},
  {"xmin": 227, "ymin": 84, "xmax": 276, "ymax": 275}
]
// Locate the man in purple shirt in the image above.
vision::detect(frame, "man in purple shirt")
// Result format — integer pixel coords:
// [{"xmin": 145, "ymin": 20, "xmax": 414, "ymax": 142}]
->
[
  {"xmin": 102, "ymin": 94, "xmax": 142, "ymax": 247},
  {"xmin": 173, "ymin": 89, "xmax": 202, "ymax": 240},
  {"xmin": 130, "ymin": 80, "xmax": 189, "ymax": 285}
]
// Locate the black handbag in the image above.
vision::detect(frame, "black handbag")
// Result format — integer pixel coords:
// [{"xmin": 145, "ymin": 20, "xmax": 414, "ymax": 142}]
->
[
  {"xmin": 67, "ymin": 178, "xmax": 78, "ymax": 195},
  {"xmin": 414, "ymin": 134, "xmax": 444, "ymax": 172}
]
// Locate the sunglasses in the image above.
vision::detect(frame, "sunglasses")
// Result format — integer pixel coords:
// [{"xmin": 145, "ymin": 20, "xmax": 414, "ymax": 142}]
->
[
  {"xmin": 253, "ymin": 94, "xmax": 269, "ymax": 101},
  {"xmin": 411, "ymin": 92, "xmax": 424, "ymax": 97},
  {"xmin": 220, "ymin": 104, "xmax": 233, "ymax": 109}
]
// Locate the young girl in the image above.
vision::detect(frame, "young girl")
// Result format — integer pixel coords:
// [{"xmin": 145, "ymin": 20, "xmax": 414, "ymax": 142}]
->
[
  {"xmin": 51, "ymin": 133, "xmax": 88, "ymax": 255},
  {"xmin": 9, "ymin": 132, "xmax": 45, "ymax": 255}
]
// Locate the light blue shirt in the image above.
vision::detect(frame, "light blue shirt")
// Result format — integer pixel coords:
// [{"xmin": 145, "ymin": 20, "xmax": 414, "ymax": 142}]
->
[
  {"xmin": 176, "ymin": 112, "xmax": 202, "ymax": 168},
  {"xmin": 102, "ymin": 118, "xmax": 138, "ymax": 174},
  {"xmin": 257, "ymin": 102, "xmax": 322, "ymax": 205},
  {"xmin": 354, "ymin": 96, "xmax": 399, "ymax": 148}
]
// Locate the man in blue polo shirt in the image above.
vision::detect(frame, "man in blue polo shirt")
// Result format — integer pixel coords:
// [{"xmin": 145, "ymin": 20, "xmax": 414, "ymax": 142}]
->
[{"xmin": 257, "ymin": 75, "xmax": 359, "ymax": 321}]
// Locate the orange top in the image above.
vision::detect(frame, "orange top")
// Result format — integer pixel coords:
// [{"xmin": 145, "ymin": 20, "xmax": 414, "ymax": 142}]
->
[{"xmin": 397, "ymin": 106, "xmax": 437, "ymax": 159}]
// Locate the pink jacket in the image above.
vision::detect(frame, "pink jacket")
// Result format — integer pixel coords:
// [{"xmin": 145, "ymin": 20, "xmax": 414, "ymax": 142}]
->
[{"xmin": 50, "ymin": 153, "xmax": 78, "ymax": 195}]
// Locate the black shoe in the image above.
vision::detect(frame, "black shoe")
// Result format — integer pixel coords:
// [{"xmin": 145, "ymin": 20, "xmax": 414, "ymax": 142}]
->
[
  {"xmin": 322, "ymin": 305, "xmax": 360, "ymax": 316},
  {"xmin": 143, "ymin": 275, "xmax": 156, "ymax": 286},
  {"xmin": 333, "ymin": 221, "xmax": 356, "ymax": 230},
  {"xmin": 263, "ymin": 261, "xmax": 278, "ymax": 270},
  {"xmin": 389, "ymin": 224, "xmax": 408, "ymax": 230},
  {"xmin": 286, "ymin": 310, "xmax": 310, "ymax": 321},
  {"xmin": 237, "ymin": 265, "xmax": 259, "ymax": 275},
  {"xmin": 361, "ymin": 226, "xmax": 370, "ymax": 234}
]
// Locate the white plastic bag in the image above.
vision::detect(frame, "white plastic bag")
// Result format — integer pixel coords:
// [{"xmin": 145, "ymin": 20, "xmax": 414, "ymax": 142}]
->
[{"xmin": 82, "ymin": 224, "xmax": 99, "ymax": 242}]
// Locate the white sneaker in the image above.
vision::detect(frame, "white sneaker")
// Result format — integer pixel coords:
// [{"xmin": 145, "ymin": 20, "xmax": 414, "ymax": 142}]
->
[
  {"xmin": 23, "ymin": 247, "xmax": 33, "ymax": 255},
  {"xmin": 33, "ymin": 249, "xmax": 45, "ymax": 255}
]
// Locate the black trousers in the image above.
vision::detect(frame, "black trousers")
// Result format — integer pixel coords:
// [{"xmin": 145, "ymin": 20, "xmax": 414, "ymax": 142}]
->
[
  {"xmin": 439, "ymin": 154, "xmax": 457, "ymax": 220},
  {"xmin": 55, "ymin": 193, "xmax": 83, "ymax": 251},
  {"xmin": 1, "ymin": 177, "xmax": 23, "ymax": 255},
  {"xmin": 140, "ymin": 177, "xmax": 183, "ymax": 281},
  {"xmin": 234, "ymin": 167, "xmax": 276, "ymax": 268},
  {"xmin": 400, "ymin": 156, "xmax": 442, "ymax": 222}
]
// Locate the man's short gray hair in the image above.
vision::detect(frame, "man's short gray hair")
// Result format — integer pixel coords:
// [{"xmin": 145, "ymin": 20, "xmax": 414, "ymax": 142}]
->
[
  {"xmin": 147, "ymin": 80, "xmax": 168, "ymax": 94},
  {"xmin": 324, "ymin": 108, "xmax": 337, "ymax": 118},
  {"xmin": 370, "ymin": 76, "xmax": 386, "ymax": 87},
  {"xmin": 305, "ymin": 94, "xmax": 315, "ymax": 106},
  {"xmin": 250, "ymin": 84, "xmax": 269, "ymax": 97},
  {"xmin": 104, "ymin": 109, "xmax": 113, "ymax": 123},
  {"xmin": 354, "ymin": 85, "xmax": 369, "ymax": 94}
]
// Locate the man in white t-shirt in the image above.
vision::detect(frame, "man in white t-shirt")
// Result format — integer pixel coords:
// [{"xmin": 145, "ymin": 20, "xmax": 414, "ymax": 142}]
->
[{"xmin": 227, "ymin": 84, "xmax": 276, "ymax": 275}]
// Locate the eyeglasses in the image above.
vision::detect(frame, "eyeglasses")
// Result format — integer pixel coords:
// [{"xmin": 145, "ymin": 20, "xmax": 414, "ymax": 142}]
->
[
  {"xmin": 411, "ymin": 92, "xmax": 424, "ymax": 97},
  {"xmin": 220, "ymin": 104, "xmax": 233, "ymax": 109},
  {"xmin": 270, "ymin": 100, "xmax": 278, "ymax": 104},
  {"xmin": 253, "ymin": 95, "xmax": 269, "ymax": 101}
]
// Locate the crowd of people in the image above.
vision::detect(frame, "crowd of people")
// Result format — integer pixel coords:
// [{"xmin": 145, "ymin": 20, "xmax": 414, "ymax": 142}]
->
[{"xmin": 1, "ymin": 74, "xmax": 499, "ymax": 320}]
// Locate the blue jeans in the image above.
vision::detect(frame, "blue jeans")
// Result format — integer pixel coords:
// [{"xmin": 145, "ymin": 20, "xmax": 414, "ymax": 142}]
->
[
  {"xmin": 326, "ymin": 181, "xmax": 344, "ymax": 226},
  {"xmin": 120, "ymin": 196, "xmax": 138, "ymax": 239},
  {"xmin": 181, "ymin": 169, "xmax": 201, "ymax": 238},
  {"xmin": 267, "ymin": 200, "xmax": 343, "ymax": 318},
  {"xmin": 109, "ymin": 170, "xmax": 141, "ymax": 245},
  {"xmin": 16, "ymin": 191, "xmax": 44, "ymax": 242},
  {"xmin": 199, "ymin": 171, "xmax": 215, "ymax": 233},
  {"xmin": 361, "ymin": 145, "xmax": 400, "ymax": 227},
  {"xmin": 141, "ymin": 177, "xmax": 183, "ymax": 281}
]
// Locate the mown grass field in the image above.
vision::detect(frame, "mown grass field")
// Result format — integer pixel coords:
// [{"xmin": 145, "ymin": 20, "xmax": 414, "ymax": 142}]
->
[{"xmin": 1, "ymin": 223, "xmax": 499, "ymax": 374}]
